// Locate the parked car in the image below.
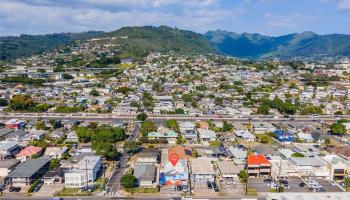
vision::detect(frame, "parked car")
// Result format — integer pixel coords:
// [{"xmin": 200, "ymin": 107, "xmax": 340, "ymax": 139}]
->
[
  {"xmin": 299, "ymin": 182, "xmax": 305, "ymax": 187},
  {"xmin": 207, "ymin": 181, "xmax": 212, "ymax": 189},
  {"xmin": 171, "ymin": 185, "xmax": 176, "ymax": 191},
  {"xmin": 264, "ymin": 178, "xmax": 273, "ymax": 183},
  {"xmin": 330, "ymin": 181, "xmax": 336, "ymax": 186},
  {"xmin": 176, "ymin": 185, "xmax": 182, "ymax": 191},
  {"xmin": 32, "ymin": 181, "xmax": 44, "ymax": 192},
  {"xmin": 212, "ymin": 182, "xmax": 219, "ymax": 192},
  {"xmin": 9, "ymin": 186, "xmax": 21, "ymax": 192}
]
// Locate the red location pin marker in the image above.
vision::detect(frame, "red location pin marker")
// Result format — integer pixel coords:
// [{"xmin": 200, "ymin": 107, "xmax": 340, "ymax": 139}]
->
[{"xmin": 169, "ymin": 153, "xmax": 179, "ymax": 167}]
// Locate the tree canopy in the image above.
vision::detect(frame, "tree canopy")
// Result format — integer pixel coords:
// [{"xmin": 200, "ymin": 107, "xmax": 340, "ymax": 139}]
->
[
  {"xmin": 330, "ymin": 122, "xmax": 346, "ymax": 136},
  {"xmin": 120, "ymin": 175, "xmax": 137, "ymax": 188},
  {"xmin": 136, "ymin": 112, "xmax": 148, "ymax": 121},
  {"xmin": 140, "ymin": 120, "xmax": 157, "ymax": 137}
]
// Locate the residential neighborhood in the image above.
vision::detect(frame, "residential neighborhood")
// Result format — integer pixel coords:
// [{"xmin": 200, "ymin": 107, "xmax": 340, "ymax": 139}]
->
[{"xmin": 0, "ymin": 14, "xmax": 350, "ymax": 200}]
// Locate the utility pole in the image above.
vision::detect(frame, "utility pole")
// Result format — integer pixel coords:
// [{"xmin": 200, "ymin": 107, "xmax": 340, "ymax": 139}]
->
[{"xmin": 85, "ymin": 158, "xmax": 88, "ymax": 193}]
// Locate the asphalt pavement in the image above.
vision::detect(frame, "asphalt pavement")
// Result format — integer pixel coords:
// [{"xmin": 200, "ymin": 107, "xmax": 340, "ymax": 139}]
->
[{"xmin": 105, "ymin": 123, "xmax": 140, "ymax": 197}]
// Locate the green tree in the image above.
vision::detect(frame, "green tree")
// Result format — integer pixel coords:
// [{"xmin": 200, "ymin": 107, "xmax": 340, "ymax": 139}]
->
[
  {"xmin": 182, "ymin": 94, "xmax": 192, "ymax": 102},
  {"xmin": 136, "ymin": 112, "xmax": 148, "ymax": 121},
  {"xmin": 89, "ymin": 89, "xmax": 100, "ymax": 96},
  {"xmin": 115, "ymin": 87, "xmax": 131, "ymax": 94},
  {"xmin": 175, "ymin": 108, "xmax": 185, "ymax": 114},
  {"xmin": 334, "ymin": 111, "xmax": 343, "ymax": 115},
  {"xmin": 239, "ymin": 170, "xmax": 248, "ymax": 183},
  {"xmin": 337, "ymin": 119, "xmax": 350, "ymax": 124},
  {"xmin": 35, "ymin": 121, "xmax": 46, "ymax": 130},
  {"xmin": 257, "ymin": 104, "xmax": 270, "ymax": 115},
  {"xmin": 165, "ymin": 119, "xmax": 179, "ymax": 132},
  {"xmin": 9, "ymin": 94, "xmax": 36, "ymax": 111},
  {"xmin": 49, "ymin": 158, "xmax": 60, "ymax": 170},
  {"xmin": 120, "ymin": 175, "xmax": 137, "ymax": 188},
  {"xmin": 214, "ymin": 97, "xmax": 223, "ymax": 106},
  {"xmin": 53, "ymin": 66, "xmax": 64, "ymax": 72},
  {"xmin": 344, "ymin": 177, "xmax": 350, "ymax": 188},
  {"xmin": 176, "ymin": 135, "xmax": 185, "ymax": 145},
  {"xmin": 260, "ymin": 135, "xmax": 269, "ymax": 144},
  {"xmin": 62, "ymin": 74, "xmax": 74, "ymax": 79},
  {"xmin": 124, "ymin": 141, "xmax": 142, "ymax": 154},
  {"xmin": 130, "ymin": 101, "xmax": 139, "ymax": 108},
  {"xmin": 49, "ymin": 119, "xmax": 61, "ymax": 129},
  {"xmin": 76, "ymin": 126, "xmax": 94, "ymax": 143},
  {"xmin": 140, "ymin": 121, "xmax": 157, "ymax": 137},
  {"xmin": 330, "ymin": 123, "xmax": 346, "ymax": 136},
  {"xmin": 222, "ymin": 121, "xmax": 233, "ymax": 132},
  {"xmin": 0, "ymin": 98, "xmax": 9, "ymax": 106},
  {"xmin": 91, "ymin": 125, "xmax": 125, "ymax": 160},
  {"xmin": 325, "ymin": 138, "xmax": 332, "ymax": 147},
  {"xmin": 192, "ymin": 149, "xmax": 200, "ymax": 157},
  {"xmin": 300, "ymin": 105, "xmax": 323, "ymax": 115},
  {"xmin": 291, "ymin": 152, "xmax": 305, "ymax": 157}
]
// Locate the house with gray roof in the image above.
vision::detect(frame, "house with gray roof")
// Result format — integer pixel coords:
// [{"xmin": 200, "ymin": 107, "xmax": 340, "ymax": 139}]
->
[
  {"xmin": 8, "ymin": 157, "xmax": 50, "ymax": 186},
  {"xmin": 0, "ymin": 159, "xmax": 20, "ymax": 177},
  {"xmin": 0, "ymin": 141, "xmax": 20, "ymax": 158},
  {"xmin": 134, "ymin": 163, "xmax": 157, "ymax": 187},
  {"xmin": 197, "ymin": 129, "xmax": 216, "ymax": 142}
]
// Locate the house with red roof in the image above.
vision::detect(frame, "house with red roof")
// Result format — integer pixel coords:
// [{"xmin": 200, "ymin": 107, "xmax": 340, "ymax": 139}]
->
[
  {"xmin": 247, "ymin": 154, "xmax": 271, "ymax": 177},
  {"xmin": 16, "ymin": 146, "xmax": 43, "ymax": 162}
]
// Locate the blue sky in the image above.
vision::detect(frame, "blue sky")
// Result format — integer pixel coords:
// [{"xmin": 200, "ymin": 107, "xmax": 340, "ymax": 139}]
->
[{"xmin": 1, "ymin": 0, "xmax": 350, "ymax": 36}]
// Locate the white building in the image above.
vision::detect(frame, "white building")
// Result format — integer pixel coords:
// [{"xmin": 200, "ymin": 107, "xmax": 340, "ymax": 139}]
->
[
  {"xmin": 197, "ymin": 129, "xmax": 216, "ymax": 142},
  {"xmin": 190, "ymin": 157, "xmax": 215, "ymax": 183},
  {"xmin": 64, "ymin": 156, "xmax": 102, "ymax": 188},
  {"xmin": 289, "ymin": 157, "xmax": 330, "ymax": 179},
  {"xmin": 234, "ymin": 130, "xmax": 255, "ymax": 142}
]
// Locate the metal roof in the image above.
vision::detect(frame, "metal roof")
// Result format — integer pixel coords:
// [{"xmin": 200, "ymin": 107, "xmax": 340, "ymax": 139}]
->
[{"xmin": 8, "ymin": 157, "xmax": 50, "ymax": 178}]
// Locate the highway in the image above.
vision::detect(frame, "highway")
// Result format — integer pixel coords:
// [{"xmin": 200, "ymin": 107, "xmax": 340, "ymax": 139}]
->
[{"xmin": 0, "ymin": 112, "xmax": 348, "ymax": 122}]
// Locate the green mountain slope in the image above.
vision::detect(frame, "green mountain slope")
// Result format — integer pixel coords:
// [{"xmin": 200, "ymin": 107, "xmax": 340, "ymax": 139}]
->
[
  {"xmin": 0, "ymin": 31, "xmax": 103, "ymax": 60},
  {"xmin": 103, "ymin": 26, "xmax": 214, "ymax": 55},
  {"xmin": 205, "ymin": 30, "xmax": 350, "ymax": 59}
]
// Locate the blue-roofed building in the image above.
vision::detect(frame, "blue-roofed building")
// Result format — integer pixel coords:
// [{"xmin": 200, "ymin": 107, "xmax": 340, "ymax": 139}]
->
[{"xmin": 273, "ymin": 130, "xmax": 295, "ymax": 143}]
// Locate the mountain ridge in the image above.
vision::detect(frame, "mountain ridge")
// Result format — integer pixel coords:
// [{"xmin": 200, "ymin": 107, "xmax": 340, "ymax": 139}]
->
[
  {"xmin": 205, "ymin": 30, "xmax": 350, "ymax": 59},
  {"xmin": 1, "ymin": 26, "xmax": 350, "ymax": 61}
]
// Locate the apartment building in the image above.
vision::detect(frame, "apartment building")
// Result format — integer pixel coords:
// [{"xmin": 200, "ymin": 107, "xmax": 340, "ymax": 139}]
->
[
  {"xmin": 247, "ymin": 154, "xmax": 271, "ymax": 177},
  {"xmin": 64, "ymin": 156, "xmax": 102, "ymax": 188}
]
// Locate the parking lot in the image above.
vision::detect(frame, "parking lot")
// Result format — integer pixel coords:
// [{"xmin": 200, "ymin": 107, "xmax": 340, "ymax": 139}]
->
[
  {"xmin": 284, "ymin": 177, "xmax": 309, "ymax": 192},
  {"xmin": 247, "ymin": 178, "xmax": 268, "ymax": 192},
  {"xmin": 303, "ymin": 177, "xmax": 344, "ymax": 192},
  {"xmin": 248, "ymin": 177, "xmax": 312, "ymax": 193},
  {"xmin": 192, "ymin": 182, "xmax": 218, "ymax": 196},
  {"xmin": 317, "ymin": 179, "xmax": 344, "ymax": 192},
  {"xmin": 219, "ymin": 178, "xmax": 245, "ymax": 195}
]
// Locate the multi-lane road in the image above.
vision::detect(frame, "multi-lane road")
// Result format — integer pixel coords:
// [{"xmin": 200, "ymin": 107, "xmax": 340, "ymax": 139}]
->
[{"xmin": 0, "ymin": 112, "xmax": 348, "ymax": 123}]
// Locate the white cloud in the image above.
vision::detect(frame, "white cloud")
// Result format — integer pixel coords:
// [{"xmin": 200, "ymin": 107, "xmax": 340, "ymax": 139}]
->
[
  {"xmin": 0, "ymin": 0, "xmax": 231, "ymax": 36},
  {"xmin": 337, "ymin": 0, "xmax": 350, "ymax": 10}
]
